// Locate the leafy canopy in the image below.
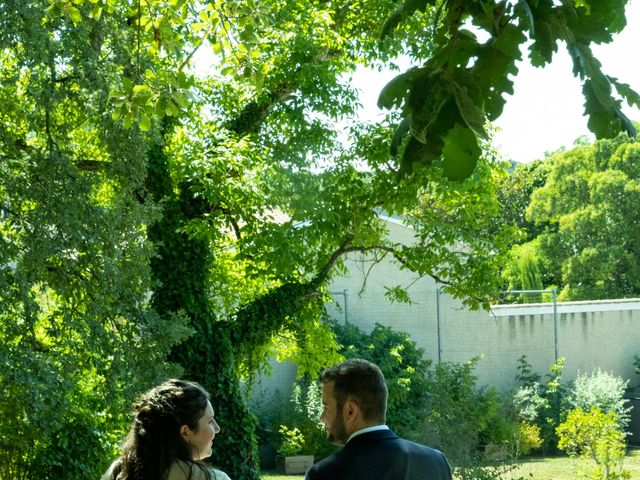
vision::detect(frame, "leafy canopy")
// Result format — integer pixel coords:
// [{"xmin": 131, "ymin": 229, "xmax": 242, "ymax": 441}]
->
[
  {"xmin": 379, "ymin": 0, "xmax": 639, "ymax": 179},
  {"xmin": 501, "ymin": 132, "xmax": 640, "ymax": 300}
]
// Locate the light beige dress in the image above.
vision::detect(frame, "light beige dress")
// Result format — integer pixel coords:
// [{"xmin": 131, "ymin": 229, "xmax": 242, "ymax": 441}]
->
[
  {"xmin": 166, "ymin": 459, "xmax": 231, "ymax": 480},
  {"xmin": 102, "ymin": 458, "xmax": 231, "ymax": 480}
]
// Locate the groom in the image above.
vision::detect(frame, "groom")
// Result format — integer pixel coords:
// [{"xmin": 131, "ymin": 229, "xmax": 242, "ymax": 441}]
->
[{"xmin": 305, "ymin": 358, "xmax": 452, "ymax": 480}]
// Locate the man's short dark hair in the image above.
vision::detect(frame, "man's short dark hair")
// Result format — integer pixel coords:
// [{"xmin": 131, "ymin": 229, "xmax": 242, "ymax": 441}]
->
[{"xmin": 320, "ymin": 358, "xmax": 388, "ymax": 424}]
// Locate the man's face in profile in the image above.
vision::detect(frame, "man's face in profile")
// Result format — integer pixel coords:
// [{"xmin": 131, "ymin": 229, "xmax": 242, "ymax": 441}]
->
[{"xmin": 320, "ymin": 381, "xmax": 348, "ymax": 445}]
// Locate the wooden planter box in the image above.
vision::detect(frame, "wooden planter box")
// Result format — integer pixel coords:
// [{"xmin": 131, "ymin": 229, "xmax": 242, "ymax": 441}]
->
[{"xmin": 276, "ymin": 455, "xmax": 314, "ymax": 475}]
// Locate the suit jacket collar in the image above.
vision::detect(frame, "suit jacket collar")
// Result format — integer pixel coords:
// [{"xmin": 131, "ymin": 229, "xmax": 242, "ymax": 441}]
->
[{"xmin": 343, "ymin": 428, "xmax": 398, "ymax": 450}]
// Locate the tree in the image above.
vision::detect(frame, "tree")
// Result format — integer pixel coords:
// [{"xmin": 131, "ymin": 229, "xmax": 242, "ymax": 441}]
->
[
  {"xmin": 496, "ymin": 160, "xmax": 552, "ymax": 300},
  {"xmin": 497, "ymin": 160, "xmax": 553, "ymax": 244},
  {"xmin": 1, "ymin": 1, "xmax": 637, "ymax": 479},
  {"xmin": 0, "ymin": 3, "xmax": 190, "ymax": 478},
  {"xmin": 504, "ymin": 132, "xmax": 640, "ymax": 300}
]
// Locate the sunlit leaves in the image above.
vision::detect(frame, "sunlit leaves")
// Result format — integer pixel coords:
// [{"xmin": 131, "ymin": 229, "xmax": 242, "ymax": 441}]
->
[
  {"xmin": 380, "ymin": 0, "xmax": 637, "ymax": 182},
  {"xmin": 109, "ymin": 70, "xmax": 193, "ymax": 130},
  {"xmin": 506, "ymin": 133, "xmax": 640, "ymax": 301}
]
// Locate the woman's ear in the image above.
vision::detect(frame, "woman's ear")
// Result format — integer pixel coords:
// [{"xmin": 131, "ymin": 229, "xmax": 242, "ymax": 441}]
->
[{"xmin": 179, "ymin": 424, "xmax": 191, "ymax": 441}]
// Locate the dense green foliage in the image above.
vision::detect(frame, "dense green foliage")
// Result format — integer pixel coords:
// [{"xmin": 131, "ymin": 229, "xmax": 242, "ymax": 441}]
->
[
  {"xmin": 421, "ymin": 358, "xmax": 520, "ymax": 478},
  {"xmin": 1, "ymin": 1, "xmax": 637, "ymax": 479},
  {"xmin": 380, "ymin": 0, "xmax": 639, "ymax": 178},
  {"xmin": 276, "ymin": 381, "xmax": 338, "ymax": 460},
  {"xmin": 334, "ymin": 322, "xmax": 433, "ymax": 439},
  {"xmin": 0, "ymin": 3, "xmax": 190, "ymax": 478},
  {"xmin": 557, "ymin": 407, "xmax": 630, "ymax": 480},
  {"xmin": 511, "ymin": 356, "xmax": 632, "ymax": 460},
  {"xmin": 500, "ymin": 132, "xmax": 640, "ymax": 300},
  {"xmin": 512, "ymin": 356, "xmax": 569, "ymax": 453}
]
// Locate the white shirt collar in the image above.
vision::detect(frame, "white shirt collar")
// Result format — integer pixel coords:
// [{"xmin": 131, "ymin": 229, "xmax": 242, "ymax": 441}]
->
[{"xmin": 346, "ymin": 425, "xmax": 389, "ymax": 444}]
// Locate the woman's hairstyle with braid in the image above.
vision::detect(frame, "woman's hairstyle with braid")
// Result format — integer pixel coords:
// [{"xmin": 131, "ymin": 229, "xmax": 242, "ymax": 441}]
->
[{"xmin": 106, "ymin": 379, "xmax": 211, "ymax": 480}]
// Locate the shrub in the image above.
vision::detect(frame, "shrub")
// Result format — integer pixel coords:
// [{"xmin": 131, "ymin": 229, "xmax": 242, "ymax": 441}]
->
[
  {"xmin": 569, "ymin": 369, "xmax": 631, "ymax": 431},
  {"xmin": 277, "ymin": 426, "xmax": 305, "ymax": 456},
  {"xmin": 333, "ymin": 322, "xmax": 432, "ymax": 440},
  {"xmin": 422, "ymin": 358, "xmax": 521, "ymax": 476},
  {"xmin": 557, "ymin": 407, "xmax": 630, "ymax": 480},
  {"xmin": 285, "ymin": 381, "xmax": 335, "ymax": 458},
  {"xmin": 512, "ymin": 355, "xmax": 569, "ymax": 453},
  {"xmin": 515, "ymin": 423, "xmax": 543, "ymax": 456}
]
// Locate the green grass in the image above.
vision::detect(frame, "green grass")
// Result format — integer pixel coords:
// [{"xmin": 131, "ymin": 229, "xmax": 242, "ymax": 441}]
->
[
  {"xmin": 514, "ymin": 448, "xmax": 640, "ymax": 479},
  {"xmin": 260, "ymin": 448, "xmax": 640, "ymax": 480}
]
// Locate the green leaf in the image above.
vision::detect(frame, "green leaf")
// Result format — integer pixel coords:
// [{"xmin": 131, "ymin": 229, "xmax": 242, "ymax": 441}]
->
[
  {"xmin": 449, "ymin": 80, "xmax": 488, "ymax": 139},
  {"xmin": 139, "ymin": 114, "xmax": 151, "ymax": 131},
  {"xmin": 390, "ymin": 117, "xmax": 411, "ymax": 157},
  {"xmin": 384, "ymin": 285, "xmax": 413, "ymax": 304},
  {"xmin": 67, "ymin": 6, "xmax": 82, "ymax": 26},
  {"xmin": 515, "ymin": 0, "xmax": 535, "ymax": 32},
  {"xmin": 582, "ymin": 81, "xmax": 634, "ymax": 138},
  {"xmin": 221, "ymin": 66, "xmax": 235, "ymax": 76},
  {"xmin": 530, "ymin": 19, "xmax": 556, "ymax": 67},
  {"xmin": 165, "ymin": 100, "xmax": 179, "ymax": 116},
  {"xmin": 90, "ymin": 6, "xmax": 103, "ymax": 20},
  {"xmin": 171, "ymin": 92, "xmax": 189, "ymax": 108},
  {"xmin": 440, "ymin": 123, "xmax": 480, "ymax": 181},
  {"xmin": 610, "ymin": 77, "xmax": 640, "ymax": 109},
  {"xmin": 378, "ymin": 68, "xmax": 417, "ymax": 110},
  {"xmin": 380, "ymin": 0, "xmax": 435, "ymax": 39},
  {"xmin": 132, "ymin": 84, "xmax": 151, "ymax": 94}
]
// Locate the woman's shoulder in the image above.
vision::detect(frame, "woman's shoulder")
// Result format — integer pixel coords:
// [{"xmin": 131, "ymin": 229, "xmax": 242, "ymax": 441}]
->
[
  {"xmin": 211, "ymin": 468, "xmax": 231, "ymax": 480},
  {"xmin": 166, "ymin": 460, "xmax": 231, "ymax": 480}
]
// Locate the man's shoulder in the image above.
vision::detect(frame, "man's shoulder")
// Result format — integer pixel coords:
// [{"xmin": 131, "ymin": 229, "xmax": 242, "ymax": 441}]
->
[
  {"xmin": 305, "ymin": 449, "xmax": 349, "ymax": 480},
  {"xmin": 396, "ymin": 436, "xmax": 448, "ymax": 456},
  {"xmin": 306, "ymin": 436, "xmax": 451, "ymax": 480}
]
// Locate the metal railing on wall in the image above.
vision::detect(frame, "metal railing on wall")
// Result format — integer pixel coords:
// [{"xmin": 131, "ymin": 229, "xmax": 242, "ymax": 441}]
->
[
  {"xmin": 329, "ymin": 289, "xmax": 349, "ymax": 324},
  {"xmin": 332, "ymin": 287, "xmax": 560, "ymax": 363}
]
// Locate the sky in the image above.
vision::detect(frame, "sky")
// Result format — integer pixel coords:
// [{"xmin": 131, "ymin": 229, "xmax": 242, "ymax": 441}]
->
[{"xmin": 351, "ymin": 2, "xmax": 640, "ymax": 164}]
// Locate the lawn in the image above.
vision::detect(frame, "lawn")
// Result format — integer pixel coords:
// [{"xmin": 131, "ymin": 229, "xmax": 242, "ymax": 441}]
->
[{"xmin": 260, "ymin": 447, "xmax": 640, "ymax": 479}]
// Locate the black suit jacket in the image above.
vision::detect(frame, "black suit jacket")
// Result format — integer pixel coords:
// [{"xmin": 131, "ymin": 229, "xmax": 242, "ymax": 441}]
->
[{"xmin": 305, "ymin": 429, "xmax": 452, "ymax": 480}]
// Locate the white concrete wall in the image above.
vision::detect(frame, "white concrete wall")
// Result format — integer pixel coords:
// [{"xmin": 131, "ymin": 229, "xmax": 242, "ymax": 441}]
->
[
  {"xmin": 255, "ymin": 217, "xmax": 640, "ymax": 397},
  {"xmin": 328, "ymin": 264, "xmax": 640, "ymax": 392}
]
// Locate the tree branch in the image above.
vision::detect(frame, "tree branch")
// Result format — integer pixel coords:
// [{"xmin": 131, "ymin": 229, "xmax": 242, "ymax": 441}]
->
[
  {"xmin": 310, "ymin": 235, "xmax": 355, "ymax": 289},
  {"xmin": 339, "ymin": 244, "xmax": 453, "ymax": 287}
]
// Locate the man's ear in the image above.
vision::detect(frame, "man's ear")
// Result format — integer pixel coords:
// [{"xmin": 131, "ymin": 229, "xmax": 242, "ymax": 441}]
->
[{"xmin": 343, "ymin": 399, "xmax": 359, "ymax": 422}]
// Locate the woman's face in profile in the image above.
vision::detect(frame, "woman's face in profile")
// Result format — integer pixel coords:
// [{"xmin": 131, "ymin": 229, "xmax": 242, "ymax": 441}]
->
[{"xmin": 183, "ymin": 401, "xmax": 220, "ymax": 460}]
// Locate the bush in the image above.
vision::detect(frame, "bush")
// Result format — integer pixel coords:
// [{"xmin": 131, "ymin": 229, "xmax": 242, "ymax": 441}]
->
[
  {"xmin": 277, "ymin": 426, "xmax": 305, "ymax": 456},
  {"xmin": 333, "ymin": 322, "xmax": 432, "ymax": 440},
  {"xmin": 557, "ymin": 407, "xmax": 630, "ymax": 480},
  {"xmin": 569, "ymin": 369, "xmax": 631, "ymax": 431},
  {"xmin": 422, "ymin": 358, "xmax": 522, "ymax": 477},
  {"xmin": 512, "ymin": 355, "xmax": 569, "ymax": 453},
  {"xmin": 515, "ymin": 423, "xmax": 543, "ymax": 456},
  {"xmin": 283, "ymin": 381, "xmax": 336, "ymax": 458}
]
